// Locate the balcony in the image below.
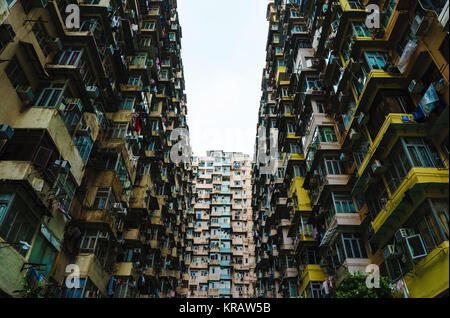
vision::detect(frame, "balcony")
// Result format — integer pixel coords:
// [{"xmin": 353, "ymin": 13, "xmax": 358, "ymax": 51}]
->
[
  {"xmin": 297, "ymin": 264, "xmax": 326, "ymax": 296},
  {"xmin": 352, "ymin": 114, "xmax": 425, "ymax": 186},
  {"xmin": 327, "ymin": 212, "xmax": 362, "ymax": 231},
  {"xmin": 114, "ymin": 262, "xmax": 138, "ymax": 278},
  {"xmin": 403, "ymin": 241, "xmax": 449, "ymax": 298},
  {"xmin": 123, "ymin": 229, "xmax": 145, "ymax": 244},
  {"xmin": 369, "ymin": 167, "xmax": 449, "ymax": 250}
]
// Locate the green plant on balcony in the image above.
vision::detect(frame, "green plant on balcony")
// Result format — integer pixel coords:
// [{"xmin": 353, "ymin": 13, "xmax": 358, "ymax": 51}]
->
[{"xmin": 333, "ymin": 271, "xmax": 393, "ymax": 298}]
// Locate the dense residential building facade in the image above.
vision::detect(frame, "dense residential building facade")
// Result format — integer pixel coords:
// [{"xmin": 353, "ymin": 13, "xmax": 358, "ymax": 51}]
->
[
  {"xmin": 252, "ymin": 0, "xmax": 449, "ymax": 298},
  {"xmin": 0, "ymin": 0, "xmax": 193, "ymax": 298},
  {"xmin": 188, "ymin": 151, "xmax": 256, "ymax": 298}
]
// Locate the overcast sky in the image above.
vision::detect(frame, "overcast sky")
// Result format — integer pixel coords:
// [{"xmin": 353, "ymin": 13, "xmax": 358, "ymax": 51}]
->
[{"xmin": 177, "ymin": 0, "xmax": 268, "ymax": 158}]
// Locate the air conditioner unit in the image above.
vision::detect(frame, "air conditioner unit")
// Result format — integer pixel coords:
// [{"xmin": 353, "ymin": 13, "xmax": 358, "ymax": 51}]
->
[
  {"xmin": 349, "ymin": 129, "xmax": 361, "ymax": 142},
  {"xmin": 54, "ymin": 160, "xmax": 71, "ymax": 173},
  {"xmin": 65, "ymin": 98, "xmax": 82, "ymax": 110},
  {"xmin": 76, "ymin": 126, "xmax": 91, "ymax": 136},
  {"xmin": 17, "ymin": 86, "xmax": 35, "ymax": 104},
  {"xmin": 382, "ymin": 244, "xmax": 400, "ymax": 260},
  {"xmin": 408, "ymin": 80, "xmax": 426, "ymax": 94},
  {"xmin": 358, "ymin": 112, "xmax": 369, "ymax": 126},
  {"xmin": 0, "ymin": 124, "xmax": 14, "ymax": 140},
  {"xmin": 86, "ymin": 86, "xmax": 99, "ymax": 98},
  {"xmin": 112, "ymin": 203, "xmax": 123, "ymax": 211},
  {"xmin": 395, "ymin": 228, "xmax": 414, "ymax": 243},
  {"xmin": 411, "ymin": 14, "xmax": 432, "ymax": 37},
  {"xmin": 371, "ymin": 160, "xmax": 386, "ymax": 174},
  {"xmin": 45, "ymin": 37, "xmax": 63, "ymax": 50},
  {"xmin": 117, "ymin": 208, "xmax": 128, "ymax": 216},
  {"xmin": 98, "ymin": 232, "xmax": 109, "ymax": 239},
  {"xmin": 405, "ymin": 234, "xmax": 428, "ymax": 260}
]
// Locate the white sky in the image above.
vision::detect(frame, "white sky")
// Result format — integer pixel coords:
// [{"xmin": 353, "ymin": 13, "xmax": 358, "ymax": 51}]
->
[{"xmin": 177, "ymin": 0, "xmax": 269, "ymax": 157}]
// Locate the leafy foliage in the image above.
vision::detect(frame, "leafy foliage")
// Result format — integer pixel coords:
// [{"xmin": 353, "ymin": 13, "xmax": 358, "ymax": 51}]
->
[{"xmin": 334, "ymin": 271, "xmax": 393, "ymax": 298}]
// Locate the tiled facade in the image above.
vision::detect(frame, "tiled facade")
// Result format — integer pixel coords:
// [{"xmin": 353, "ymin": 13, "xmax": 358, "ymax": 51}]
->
[{"xmin": 188, "ymin": 151, "xmax": 256, "ymax": 298}]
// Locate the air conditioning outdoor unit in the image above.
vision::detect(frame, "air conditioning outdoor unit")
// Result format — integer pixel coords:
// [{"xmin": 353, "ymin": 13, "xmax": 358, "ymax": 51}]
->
[
  {"xmin": 98, "ymin": 232, "xmax": 109, "ymax": 239},
  {"xmin": 113, "ymin": 203, "xmax": 123, "ymax": 211},
  {"xmin": 54, "ymin": 160, "xmax": 71, "ymax": 173},
  {"xmin": 45, "ymin": 37, "xmax": 63, "ymax": 50},
  {"xmin": 411, "ymin": 14, "xmax": 432, "ymax": 37},
  {"xmin": 76, "ymin": 126, "xmax": 91, "ymax": 136},
  {"xmin": 17, "ymin": 86, "xmax": 35, "ymax": 104},
  {"xmin": 395, "ymin": 228, "xmax": 414, "ymax": 243},
  {"xmin": 86, "ymin": 86, "xmax": 99, "ymax": 98},
  {"xmin": 371, "ymin": 160, "xmax": 386, "ymax": 174}
]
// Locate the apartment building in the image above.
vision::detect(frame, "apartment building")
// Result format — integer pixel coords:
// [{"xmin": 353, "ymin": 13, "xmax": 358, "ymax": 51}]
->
[
  {"xmin": 252, "ymin": 0, "xmax": 449, "ymax": 298},
  {"xmin": 188, "ymin": 151, "xmax": 256, "ymax": 298},
  {"xmin": 0, "ymin": 0, "xmax": 193, "ymax": 298}
]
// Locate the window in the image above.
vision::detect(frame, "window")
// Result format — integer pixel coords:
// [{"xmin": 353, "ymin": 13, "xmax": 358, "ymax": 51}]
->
[
  {"xmin": 160, "ymin": 71, "xmax": 169, "ymax": 80},
  {"xmin": 314, "ymin": 126, "xmax": 337, "ymax": 143},
  {"xmin": 93, "ymin": 187, "xmax": 116, "ymax": 210},
  {"xmin": 348, "ymin": 1, "xmax": 363, "ymax": 9},
  {"xmin": 292, "ymin": 24, "xmax": 305, "ymax": 33},
  {"xmin": 306, "ymin": 77, "xmax": 322, "ymax": 90},
  {"xmin": 36, "ymin": 83, "xmax": 66, "ymax": 107},
  {"xmin": 119, "ymin": 97, "xmax": 136, "ymax": 111},
  {"xmin": 29, "ymin": 227, "xmax": 59, "ymax": 277},
  {"xmin": 306, "ymin": 282, "xmax": 322, "ymax": 298},
  {"xmin": 54, "ymin": 171, "xmax": 77, "ymax": 211},
  {"xmin": 79, "ymin": 19, "xmax": 100, "ymax": 32},
  {"xmin": 364, "ymin": 52, "xmax": 388, "ymax": 70},
  {"xmin": 383, "ymin": 0, "xmax": 396, "ymax": 26},
  {"xmin": 127, "ymin": 76, "xmax": 142, "ymax": 87},
  {"xmin": 338, "ymin": 233, "xmax": 368, "ymax": 261},
  {"xmin": 74, "ymin": 135, "xmax": 93, "ymax": 163},
  {"xmin": 139, "ymin": 37, "xmax": 152, "ymax": 48},
  {"xmin": 287, "ymin": 123, "xmax": 296, "ymax": 133},
  {"xmin": 404, "ymin": 137, "xmax": 442, "ymax": 168},
  {"xmin": 293, "ymin": 165, "xmax": 305, "ymax": 177},
  {"xmin": 0, "ymin": 191, "xmax": 39, "ymax": 256},
  {"xmin": 332, "ymin": 193, "xmax": 356, "ymax": 213},
  {"xmin": 108, "ymin": 123, "xmax": 128, "ymax": 139},
  {"xmin": 316, "ymin": 102, "xmax": 326, "ymax": 113},
  {"xmin": 298, "ymin": 40, "xmax": 312, "ymax": 49},
  {"xmin": 408, "ymin": 199, "xmax": 449, "ymax": 253},
  {"xmin": 5, "ymin": 56, "xmax": 29, "ymax": 89},
  {"xmin": 133, "ymin": 55, "xmax": 147, "ymax": 66},
  {"xmin": 290, "ymin": 143, "xmax": 302, "ymax": 154},
  {"xmin": 439, "ymin": 35, "xmax": 449, "ymax": 64},
  {"xmin": 352, "ymin": 22, "xmax": 371, "ymax": 37},
  {"xmin": 32, "ymin": 18, "xmax": 51, "ymax": 56},
  {"xmin": 142, "ymin": 21, "xmax": 156, "ymax": 30}
]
